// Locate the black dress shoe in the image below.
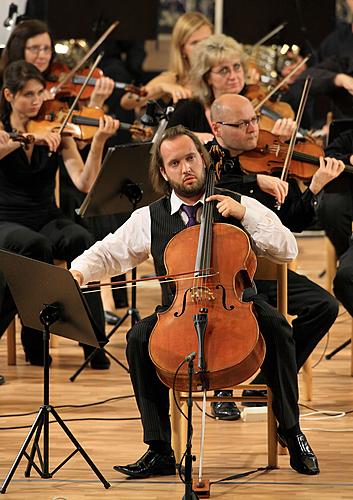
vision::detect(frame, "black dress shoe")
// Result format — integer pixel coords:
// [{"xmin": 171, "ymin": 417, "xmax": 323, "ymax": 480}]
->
[
  {"xmin": 0, "ymin": 374, "xmax": 5, "ymax": 385},
  {"xmin": 278, "ymin": 430, "xmax": 320, "ymax": 475},
  {"xmin": 82, "ymin": 345, "xmax": 110, "ymax": 369},
  {"xmin": 24, "ymin": 351, "xmax": 52, "ymax": 367},
  {"xmin": 104, "ymin": 310, "xmax": 121, "ymax": 325},
  {"xmin": 242, "ymin": 389, "xmax": 267, "ymax": 407},
  {"xmin": 113, "ymin": 449, "xmax": 176, "ymax": 478},
  {"xmin": 211, "ymin": 391, "xmax": 241, "ymax": 420}
]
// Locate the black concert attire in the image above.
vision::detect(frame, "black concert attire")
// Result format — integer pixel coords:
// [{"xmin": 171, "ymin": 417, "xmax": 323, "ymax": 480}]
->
[
  {"xmin": 316, "ymin": 22, "xmax": 353, "ymax": 61},
  {"xmin": 317, "ymin": 129, "xmax": 353, "ymax": 316},
  {"xmin": 283, "ymin": 55, "xmax": 353, "ymax": 128},
  {"xmin": 121, "ymin": 192, "xmax": 300, "ymax": 445},
  {"xmin": 206, "ymin": 141, "xmax": 338, "ymax": 378},
  {"xmin": 318, "ymin": 129, "xmax": 353, "ymax": 258},
  {"xmin": 167, "ymin": 104, "xmax": 338, "ymax": 376},
  {"xmin": 0, "ymin": 117, "xmax": 106, "ymax": 361},
  {"xmin": 167, "ymin": 98, "xmax": 211, "ymax": 132}
]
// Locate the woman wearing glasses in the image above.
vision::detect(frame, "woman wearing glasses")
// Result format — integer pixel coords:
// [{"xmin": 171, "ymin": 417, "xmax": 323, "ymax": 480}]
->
[
  {"xmin": 0, "ymin": 59, "xmax": 119, "ymax": 367},
  {"xmin": 168, "ymin": 35, "xmax": 343, "ymax": 422},
  {"xmin": 0, "ymin": 19, "xmax": 114, "ymax": 108},
  {"xmin": 168, "ymin": 34, "xmax": 294, "ymax": 143}
]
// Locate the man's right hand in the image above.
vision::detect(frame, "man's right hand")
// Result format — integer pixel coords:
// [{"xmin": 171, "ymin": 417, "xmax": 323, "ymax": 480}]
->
[
  {"xmin": 70, "ymin": 269, "xmax": 84, "ymax": 286},
  {"xmin": 257, "ymin": 174, "xmax": 289, "ymax": 204}
]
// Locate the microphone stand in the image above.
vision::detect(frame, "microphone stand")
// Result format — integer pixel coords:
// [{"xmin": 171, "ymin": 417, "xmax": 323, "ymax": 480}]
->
[
  {"xmin": 182, "ymin": 352, "xmax": 199, "ymax": 500},
  {"xmin": 141, "ymin": 100, "xmax": 174, "ymax": 154}
]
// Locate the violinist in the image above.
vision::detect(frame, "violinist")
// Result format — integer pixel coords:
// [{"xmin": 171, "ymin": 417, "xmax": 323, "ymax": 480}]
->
[
  {"xmin": 168, "ymin": 34, "xmax": 295, "ymax": 144},
  {"xmin": 120, "ymin": 12, "xmax": 212, "ymax": 111},
  {"xmin": 207, "ymin": 93, "xmax": 341, "ymax": 407},
  {"xmin": 0, "ymin": 19, "xmax": 115, "ymax": 108},
  {"xmin": 0, "ymin": 60, "xmax": 120, "ymax": 366},
  {"xmin": 168, "ymin": 33, "xmax": 296, "ymax": 419},
  {"xmin": 70, "ymin": 125, "xmax": 319, "ymax": 477}
]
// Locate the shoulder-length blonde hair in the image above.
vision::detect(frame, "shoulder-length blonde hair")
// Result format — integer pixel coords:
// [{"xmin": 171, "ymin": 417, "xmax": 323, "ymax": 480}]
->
[
  {"xmin": 168, "ymin": 11, "xmax": 213, "ymax": 85},
  {"xmin": 190, "ymin": 34, "xmax": 244, "ymax": 107}
]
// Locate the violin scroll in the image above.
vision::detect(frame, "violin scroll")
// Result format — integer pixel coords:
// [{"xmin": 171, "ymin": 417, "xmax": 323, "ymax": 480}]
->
[{"xmin": 9, "ymin": 132, "xmax": 35, "ymax": 149}]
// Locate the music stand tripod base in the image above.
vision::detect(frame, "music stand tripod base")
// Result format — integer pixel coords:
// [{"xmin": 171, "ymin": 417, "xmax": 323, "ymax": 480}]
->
[{"xmin": 0, "ymin": 251, "xmax": 112, "ymax": 493}]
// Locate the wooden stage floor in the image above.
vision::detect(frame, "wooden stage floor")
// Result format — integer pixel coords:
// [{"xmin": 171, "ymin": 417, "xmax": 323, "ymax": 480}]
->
[{"xmin": 1, "ymin": 234, "xmax": 353, "ymax": 499}]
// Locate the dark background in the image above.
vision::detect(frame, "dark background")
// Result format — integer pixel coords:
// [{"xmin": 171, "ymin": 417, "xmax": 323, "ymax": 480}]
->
[{"xmin": 223, "ymin": 0, "xmax": 336, "ymax": 51}]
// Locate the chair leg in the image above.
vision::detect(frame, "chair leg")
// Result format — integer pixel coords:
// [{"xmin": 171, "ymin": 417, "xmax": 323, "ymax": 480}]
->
[
  {"xmin": 267, "ymin": 388, "xmax": 278, "ymax": 468},
  {"xmin": 351, "ymin": 319, "xmax": 353, "ymax": 377},
  {"xmin": 6, "ymin": 318, "xmax": 16, "ymax": 365},
  {"xmin": 325, "ymin": 237, "xmax": 336, "ymax": 294},
  {"xmin": 301, "ymin": 356, "xmax": 313, "ymax": 401}
]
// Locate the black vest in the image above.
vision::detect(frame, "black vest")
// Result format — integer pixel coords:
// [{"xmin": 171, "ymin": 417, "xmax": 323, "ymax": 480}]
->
[{"xmin": 150, "ymin": 188, "xmax": 243, "ymax": 307}]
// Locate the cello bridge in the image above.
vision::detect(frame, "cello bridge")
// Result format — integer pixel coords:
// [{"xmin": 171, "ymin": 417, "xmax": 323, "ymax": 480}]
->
[{"xmin": 190, "ymin": 286, "xmax": 215, "ymax": 302}]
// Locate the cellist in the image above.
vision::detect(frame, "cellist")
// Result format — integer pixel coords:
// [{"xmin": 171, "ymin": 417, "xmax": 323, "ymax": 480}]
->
[
  {"xmin": 70, "ymin": 125, "xmax": 319, "ymax": 477},
  {"xmin": 208, "ymin": 94, "xmax": 341, "ymax": 408}
]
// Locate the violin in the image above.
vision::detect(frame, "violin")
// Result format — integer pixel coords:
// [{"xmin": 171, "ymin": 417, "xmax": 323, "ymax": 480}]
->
[
  {"xmin": 46, "ymin": 63, "xmax": 147, "ymax": 100},
  {"xmin": 245, "ymin": 84, "xmax": 295, "ymax": 132},
  {"xmin": 27, "ymin": 100, "xmax": 153, "ymax": 142},
  {"xmin": 149, "ymin": 166, "xmax": 265, "ymax": 392},
  {"xmin": 239, "ymin": 129, "xmax": 353, "ymax": 180}
]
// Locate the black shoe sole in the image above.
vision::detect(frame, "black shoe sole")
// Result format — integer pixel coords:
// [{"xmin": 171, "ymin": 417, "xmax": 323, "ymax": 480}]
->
[{"xmin": 113, "ymin": 466, "xmax": 176, "ymax": 478}]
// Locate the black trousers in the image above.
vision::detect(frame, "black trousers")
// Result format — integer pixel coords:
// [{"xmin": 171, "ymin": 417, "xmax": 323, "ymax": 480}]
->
[
  {"xmin": 318, "ymin": 175, "xmax": 353, "ymax": 258},
  {"xmin": 333, "ymin": 243, "xmax": 353, "ymax": 317},
  {"xmin": 126, "ymin": 298, "xmax": 300, "ymax": 447},
  {"xmin": 254, "ymin": 270, "xmax": 338, "ymax": 373},
  {"xmin": 0, "ymin": 218, "xmax": 105, "ymax": 348}
]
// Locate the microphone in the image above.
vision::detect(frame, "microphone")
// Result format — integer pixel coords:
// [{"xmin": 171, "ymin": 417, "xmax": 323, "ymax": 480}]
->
[
  {"xmin": 3, "ymin": 3, "xmax": 18, "ymax": 30},
  {"xmin": 141, "ymin": 101, "xmax": 159, "ymax": 126},
  {"xmin": 185, "ymin": 352, "xmax": 196, "ymax": 362}
]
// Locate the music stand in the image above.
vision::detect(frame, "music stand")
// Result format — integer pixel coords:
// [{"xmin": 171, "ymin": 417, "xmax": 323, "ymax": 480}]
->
[
  {"xmin": 70, "ymin": 142, "xmax": 158, "ymax": 382},
  {"xmin": 0, "ymin": 250, "xmax": 110, "ymax": 493}
]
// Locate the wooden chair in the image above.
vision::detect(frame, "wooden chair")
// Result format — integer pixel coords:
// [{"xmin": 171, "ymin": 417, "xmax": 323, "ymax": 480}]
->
[
  {"xmin": 325, "ymin": 236, "xmax": 353, "ymax": 376},
  {"xmin": 170, "ymin": 257, "xmax": 291, "ymax": 468}
]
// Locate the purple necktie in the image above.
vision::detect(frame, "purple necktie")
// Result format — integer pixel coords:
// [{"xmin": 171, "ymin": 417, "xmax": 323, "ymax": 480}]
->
[{"xmin": 181, "ymin": 202, "xmax": 201, "ymax": 227}]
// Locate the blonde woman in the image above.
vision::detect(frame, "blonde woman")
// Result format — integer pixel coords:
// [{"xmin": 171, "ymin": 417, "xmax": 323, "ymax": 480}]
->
[
  {"xmin": 168, "ymin": 33, "xmax": 295, "ymax": 142},
  {"xmin": 120, "ymin": 11, "xmax": 212, "ymax": 110}
]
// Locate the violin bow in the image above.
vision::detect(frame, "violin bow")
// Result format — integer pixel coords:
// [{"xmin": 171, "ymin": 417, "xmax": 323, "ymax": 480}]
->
[
  {"xmin": 274, "ymin": 76, "xmax": 313, "ymax": 210},
  {"xmin": 280, "ymin": 76, "xmax": 312, "ymax": 183},
  {"xmin": 55, "ymin": 52, "xmax": 104, "ymax": 138},
  {"xmin": 50, "ymin": 20, "xmax": 119, "ymax": 97},
  {"xmin": 251, "ymin": 22, "xmax": 287, "ymax": 51},
  {"xmin": 252, "ymin": 55, "xmax": 310, "ymax": 113}
]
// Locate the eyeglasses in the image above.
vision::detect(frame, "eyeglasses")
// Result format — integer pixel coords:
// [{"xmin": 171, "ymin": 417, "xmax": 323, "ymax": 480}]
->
[
  {"xmin": 210, "ymin": 63, "xmax": 242, "ymax": 77},
  {"xmin": 25, "ymin": 45, "xmax": 52, "ymax": 55},
  {"xmin": 217, "ymin": 115, "xmax": 260, "ymax": 130}
]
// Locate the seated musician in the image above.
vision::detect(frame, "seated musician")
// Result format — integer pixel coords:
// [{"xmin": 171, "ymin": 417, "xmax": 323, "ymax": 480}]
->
[
  {"xmin": 317, "ymin": 127, "xmax": 353, "ymax": 319},
  {"xmin": 0, "ymin": 19, "xmax": 115, "ymax": 108},
  {"xmin": 0, "ymin": 60, "xmax": 119, "ymax": 366},
  {"xmin": 207, "ymin": 93, "xmax": 342, "ymax": 408},
  {"xmin": 167, "ymin": 33, "xmax": 295, "ymax": 145},
  {"xmin": 70, "ymin": 124, "xmax": 319, "ymax": 477}
]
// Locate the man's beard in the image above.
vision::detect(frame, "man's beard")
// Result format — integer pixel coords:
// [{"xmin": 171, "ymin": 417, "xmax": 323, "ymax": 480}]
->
[{"xmin": 169, "ymin": 170, "xmax": 206, "ymax": 198}]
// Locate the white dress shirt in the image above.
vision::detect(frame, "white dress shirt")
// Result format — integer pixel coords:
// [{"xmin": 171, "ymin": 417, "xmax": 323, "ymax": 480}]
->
[{"xmin": 71, "ymin": 191, "xmax": 298, "ymax": 284}]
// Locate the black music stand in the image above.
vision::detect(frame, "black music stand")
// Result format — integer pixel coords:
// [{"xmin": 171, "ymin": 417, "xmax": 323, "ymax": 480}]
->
[
  {"xmin": 0, "ymin": 250, "xmax": 110, "ymax": 493},
  {"xmin": 69, "ymin": 142, "xmax": 158, "ymax": 382}
]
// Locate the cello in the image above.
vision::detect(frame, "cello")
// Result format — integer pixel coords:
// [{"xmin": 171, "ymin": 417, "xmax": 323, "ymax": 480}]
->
[{"xmin": 149, "ymin": 166, "xmax": 265, "ymax": 392}]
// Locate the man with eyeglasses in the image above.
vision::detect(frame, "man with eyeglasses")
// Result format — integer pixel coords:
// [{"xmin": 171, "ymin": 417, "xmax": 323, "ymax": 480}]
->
[{"xmin": 205, "ymin": 92, "xmax": 342, "ymax": 414}]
